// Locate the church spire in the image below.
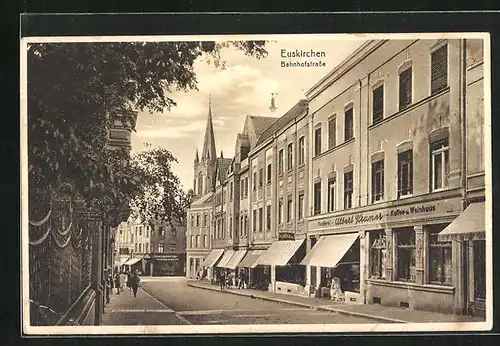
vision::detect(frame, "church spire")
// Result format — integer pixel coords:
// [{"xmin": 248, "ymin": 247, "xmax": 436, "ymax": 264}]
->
[
  {"xmin": 201, "ymin": 95, "xmax": 217, "ymax": 162},
  {"xmin": 194, "ymin": 149, "xmax": 199, "ymax": 163}
]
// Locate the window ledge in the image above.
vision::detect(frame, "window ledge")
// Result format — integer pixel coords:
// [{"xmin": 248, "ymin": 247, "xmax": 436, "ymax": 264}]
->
[{"xmin": 366, "ymin": 278, "xmax": 455, "ymax": 294}]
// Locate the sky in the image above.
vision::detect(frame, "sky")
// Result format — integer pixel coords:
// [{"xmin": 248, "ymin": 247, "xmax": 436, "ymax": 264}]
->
[{"xmin": 131, "ymin": 37, "xmax": 366, "ymax": 192}]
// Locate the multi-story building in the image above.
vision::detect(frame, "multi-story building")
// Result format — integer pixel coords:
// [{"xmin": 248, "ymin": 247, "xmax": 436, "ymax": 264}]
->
[
  {"xmin": 114, "ymin": 216, "xmax": 151, "ymax": 273},
  {"xmin": 147, "ymin": 220, "xmax": 187, "ymax": 276},
  {"xmin": 187, "ymin": 38, "xmax": 487, "ymax": 317}
]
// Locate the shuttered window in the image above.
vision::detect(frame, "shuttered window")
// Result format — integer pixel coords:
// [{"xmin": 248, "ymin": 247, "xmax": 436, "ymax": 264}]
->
[
  {"xmin": 344, "ymin": 108, "xmax": 354, "ymax": 141},
  {"xmin": 328, "ymin": 117, "xmax": 336, "ymax": 149},
  {"xmin": 372, "ymin": 85, "xmax": 384, "ymax": 124},
  {"xmin": 431, "ymin": 44, "xmax": 448, "ymax": 95},
  {"xmin": 399, "ymin": 68, "xmax": 412, "ymax": 110}
]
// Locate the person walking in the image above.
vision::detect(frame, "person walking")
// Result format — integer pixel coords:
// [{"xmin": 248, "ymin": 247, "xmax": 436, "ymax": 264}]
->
[
  {"xmin": 130, "ymin": 269, "xmax": 141, "ymax": 298},
  {"xmin": 114, "ymin": 272, "xmax": 121, "ymax": 294},
  {"xmin": 126, "ymin": 271, "xmax": 133, "ymax": 295},
  {"xmin": 219, "ymin": 270, "xmax": 226, "ymax": 290}
]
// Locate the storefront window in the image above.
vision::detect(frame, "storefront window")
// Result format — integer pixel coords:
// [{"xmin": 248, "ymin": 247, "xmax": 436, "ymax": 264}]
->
[
  {"xmin": 370, "ymin": 231, "xmax": 386, "ymax": 279},
  {"xmin": 428, "ymin": 229, "xmax": 452, "ymax": 285},
  {"xmin": 474, "ymin": 240, "xmax": 486, "ymax": 301},
  {"xmin": 396, "ymin": 228, "xmax": 416, "ymax": 282}
]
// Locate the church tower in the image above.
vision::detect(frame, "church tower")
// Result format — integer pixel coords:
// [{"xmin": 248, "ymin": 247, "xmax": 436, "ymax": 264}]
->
[{"xmin": 193, "ymin": 96, "xmax": 218, "ymax": 197}]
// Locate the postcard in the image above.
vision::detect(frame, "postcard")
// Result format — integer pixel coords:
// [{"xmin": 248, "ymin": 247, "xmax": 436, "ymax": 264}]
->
[{"xmin": 20, "ymin": 32, "xmax": 492, "ymax": 334}]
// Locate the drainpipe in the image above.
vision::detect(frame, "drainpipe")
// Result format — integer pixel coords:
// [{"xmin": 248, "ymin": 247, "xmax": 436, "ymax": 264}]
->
[
  {"xmin": 358, "ymin": 78, "xmax": 363, "ymax": 207},
  {"xmin": 461, "ymin": 39, "xmax": 468, "ymax": 204}
]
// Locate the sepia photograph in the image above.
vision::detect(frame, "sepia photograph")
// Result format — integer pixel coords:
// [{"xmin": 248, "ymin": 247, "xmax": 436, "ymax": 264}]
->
[{"xmin": 20, "ymin": 33, "xmax": 492, "ymax": 334}]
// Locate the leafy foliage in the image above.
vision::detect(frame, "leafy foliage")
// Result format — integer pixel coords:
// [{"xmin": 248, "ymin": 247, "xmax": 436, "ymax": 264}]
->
[{"xmin": 27, "ymin": 40, "xmax": 267, "ymax": 225}]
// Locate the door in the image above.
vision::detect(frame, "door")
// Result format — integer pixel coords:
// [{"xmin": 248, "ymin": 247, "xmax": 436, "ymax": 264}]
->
[{"xmin": 465, "ymin": 240, "xmax": 486, "ymax": 316}]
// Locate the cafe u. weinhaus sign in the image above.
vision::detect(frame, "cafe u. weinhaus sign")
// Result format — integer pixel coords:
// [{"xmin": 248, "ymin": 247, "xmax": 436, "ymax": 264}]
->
[{"xmin": 311, "ymin": 199, "xmax": 460, "ymax": 231}]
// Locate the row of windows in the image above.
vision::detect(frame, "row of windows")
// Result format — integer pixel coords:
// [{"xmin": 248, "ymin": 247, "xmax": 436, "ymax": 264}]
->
[
  {"xmin": 189, "ymin": 235, "xmax": 208, "ymax": 248},
  {"xmin": 190, "ymin": 213, "xmax": 209, "ymax": 227},
  {"xmin": 313, "ymin": 138, "xmax": 449, "ymax": 214},
  {"xmin": 369, "ymin": 225, "xmax": 452, "ymax": 286},
  {"xmin": 134, "ymin": 242, "xmax": 150, "ymax": 253}
]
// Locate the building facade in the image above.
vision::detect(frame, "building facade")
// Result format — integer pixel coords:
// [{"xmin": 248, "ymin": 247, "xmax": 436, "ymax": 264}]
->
[
  {"xmin": 147, "ymin": 221, "xmax": 187, "ymax": 276},
  {"xmin": 187, "ymin": 38, "xmax": 487, "ymax": 317}
]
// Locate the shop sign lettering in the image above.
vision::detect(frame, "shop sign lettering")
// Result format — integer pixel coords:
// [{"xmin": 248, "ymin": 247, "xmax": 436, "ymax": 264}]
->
[
  {"xmin": 278, "ymin": 232, "xmax": 295, "ymax": 240},
  {"xmin": 316, "ymin": 204, "xmax": 438, "ymax": 228}
]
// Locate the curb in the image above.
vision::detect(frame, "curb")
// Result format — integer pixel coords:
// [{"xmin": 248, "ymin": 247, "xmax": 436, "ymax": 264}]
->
[{"xmin": 187, "ymin": 282, "xmax": 407, "ymax": 324}]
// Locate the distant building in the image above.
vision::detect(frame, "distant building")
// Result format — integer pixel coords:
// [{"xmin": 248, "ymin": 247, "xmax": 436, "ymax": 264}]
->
[
  {"xmin": 147, "ymin": 220, "xmax": 187, "ymax": 276},
  {"xmin": 114, "ymin": 216, "xmax": 151, "ymax": 274}
]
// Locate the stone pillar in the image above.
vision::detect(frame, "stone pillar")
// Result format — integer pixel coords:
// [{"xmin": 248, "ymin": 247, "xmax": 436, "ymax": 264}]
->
[
  {"xmin": 305, "ymin": 265, "xmax": 311, "ymax": 293},
  {"xmin": 384, "ymin": 228, "xmax": 394, "ymax": 281},
  {"xmin": 359, "ymin": 230, "xmax": 367, "ymax": 303},
  {"xmin": 414, "ymin": 225, "xmax": 424, "ymax": 285},
  {"xmin": 270, "ymin": 265, "xmax": 276, "ymax": 292}
]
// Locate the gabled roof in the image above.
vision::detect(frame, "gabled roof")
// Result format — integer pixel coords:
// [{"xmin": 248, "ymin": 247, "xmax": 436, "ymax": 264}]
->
[
  {"xmin": 255, "ymin": 100, "xmax": 308, "ymax": 148},
  {"xmin": 191, "ymin": 191, "xmax": 214, "ymax": 206},
  {"xmin": 248, "ymin": 116, "xmax": 278, "ymax": 139},
  {"xmin": 215, "ymin": 157, "xmax": 233, "ymax": 184}
]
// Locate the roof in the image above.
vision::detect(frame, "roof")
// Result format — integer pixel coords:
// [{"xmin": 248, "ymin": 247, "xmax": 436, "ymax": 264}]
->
[
  {"xmin": 255, "ymin": 100, "xmax": 308, "ymax": 148},
  {"xmin": 248, "ymin": 116, "xmax": 278, "ymax": 139},
  {"xmin": 216, "ymin": 157, "xmax": 233, "ymax": 184},
  {"xmin": 191, "ymin": 192, "xmax": 214, "ymax": 206},
  {"xmin": 237, "ymin": 133, "xmax": 250, "ymax": 147}
]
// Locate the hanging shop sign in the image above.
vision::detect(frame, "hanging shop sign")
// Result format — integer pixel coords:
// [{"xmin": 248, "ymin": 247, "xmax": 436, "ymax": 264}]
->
[
  {"xmin": 310, "ymin": 197, "xmax": 461, "ymax": 231},
  {"xmin": 152, "ymin": 254, "xmax": 180, "ymax": 261},
  {"xmin": 278, "ymin": 232, "xmax": 295, "ymax": 241}
]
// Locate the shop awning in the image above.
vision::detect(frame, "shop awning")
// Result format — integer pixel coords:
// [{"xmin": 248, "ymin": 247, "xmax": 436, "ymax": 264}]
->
[
  {"xmin": 224, "ymin": 250, "xmax": 248, "ymax": 270},
  {"xmin": 252, "ymin": 239, "xmax": 305, "ymax": 267},
  {"xmin": 216, "ymin": 250, "xmax": 235, "ymax": 268},
  {"xmin": 115, "ymin": 257, "xmax": 129, "ymax": 266},
  {"xmin": 239, "ymin": 250, "xmax": 265, "ymax": 268},
  {"xmin": 438, "ymin": 202, "xmax": 486, "ymax": 241},
  {"xmin": 123, "ymin": 257, "xmax": 142, "ymax": 266},
  {"xmin": 300, "ymin": 233, "xmax": 359, "ymax": 267},
  {"xmin": 200, "ymin": 249, "xmax": 224, "ymax": 267}
]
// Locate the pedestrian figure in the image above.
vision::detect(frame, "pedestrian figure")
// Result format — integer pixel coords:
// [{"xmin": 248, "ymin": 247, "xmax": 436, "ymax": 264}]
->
[
  {"xmin": 130, "ymin": 269, "xmax": 141, "ymax": 298},
  {"xmin": 105, "ymin": 274, "xmax": 111, "ymax": 304},
  {"xmin": 114, "ymin": 272, "xmax": 121, "ymax": 294},
  {"xmin": 126, "ymin": 271, "xmax": 133, "ymax": 295},
  {"xmin": 219, "ymin": 270, "xmax": 226, "ymax": 290},
  {"xmin": 238, "ymin": 270, "xmax": 245, "ymax": 289}
]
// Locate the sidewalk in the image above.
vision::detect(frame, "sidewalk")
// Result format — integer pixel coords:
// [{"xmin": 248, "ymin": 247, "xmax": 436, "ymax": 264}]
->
[
  {"xmin": 187, "ymin": 280, "xmax": 485, "ymax": 324},
  {"xmin": 102, "ymin": 287, "xmax": 190, "ymax": 325}
]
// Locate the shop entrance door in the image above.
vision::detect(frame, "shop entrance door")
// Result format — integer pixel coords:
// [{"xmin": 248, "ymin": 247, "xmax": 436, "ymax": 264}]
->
[{"xmin": 465, "ymin": 240, "xmax": 486, "ymax": 317}]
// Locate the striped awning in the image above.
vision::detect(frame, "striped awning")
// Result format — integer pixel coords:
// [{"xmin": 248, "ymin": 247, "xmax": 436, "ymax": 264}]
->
[
  {"xmin": 438, "ymin": 202, "xmax": 485, "ymax": 241},
  {"xmin": 239, "ymin": 250, "xmax": 265, "ymax": 268},
  {"xmin": 300, "ymin": 233, "xmax": 359, "ymax": 267},
  {"xmin": 252, "ymin": 239, "xmax": 304, "ymax": 267},
  {"xmin": 200, "ymin": 249, "xmax": 224, "ymax": 268},
  {"xmin": 216, "ymin": 250, "xmax": 235, "ymax": 268},
  {"xmin": 224, "ymin": 250, "xmax": 248, "ymax": 270},
  {"xmin": 123, "ymin": 257, "xmax": 142, "ymax": 266}
]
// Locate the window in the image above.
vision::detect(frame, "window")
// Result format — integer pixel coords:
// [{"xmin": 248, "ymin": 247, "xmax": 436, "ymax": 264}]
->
[
  {"xmin": 253, "ymin": 172, "xmax": 257, "ymax": 190},
  {"xmin": 344, "ymin": 171, "xmax": 353, "ymax": 209},
  {"xmin": 286, "ymin": 196, "xmax": 293, "ymax": 223},
  {"xmin": 327, "ymin": 178, "xmax": 336, "ymax": 212},
  {"xmin": 139, "ymin": 243, "xmax": 142, "ymax": 252},
  {"xmin": 314, "ymin": 127, "xmax": 322, "ymax": 156},
  {"xmin": 344, "ymin": 108, "xmax": 354, "ymax": 141},
  {"xmin": 134, "ymin": 243, "xmax": 137, "ymax": 252},
  {"xmin": 139, "ymin": 227, "xmax": 142, "ymax": 236},
  {"xmin": 314, "ymin": 182, "xmax": 321, "ymax": 215},
  {"xmin": 259, "ymin": 168, "xmax": 263, "ymax": 187},
  {"xmin": 190, "ymin": 215, "xmax": 194, "ymax": 227},
  {"xmin": 431, "ymin": 138, "xmax": 450, "ymax": 191},
  {"xmin": 229, "ymin": 217, "xmax": 233, "ymax": 238},
  {"xmin": 267, "ymin": 164, "xmax": 272, "ymax": 184},
  {"xmin": 245, "ymin": 178, "xmax": 249, "ymax": 197},
  {"xmin": 431, "ymin": 44, "xmax": 448, "ymax": 94},
  {"xmin": 278, "ymin": 149, "xmax": 284, "ymax": 175},
  {"xmin": 252, "ymin": 210, "xmax": 257, "ymax": 232},
  {"xmin": 372, "ymin": 85, "xmax": 384, "ymax": 124},
  {"xmin": 195, "ymin": 235, "xmax": 200, "ymax": 247},
  {"xmin": 244, "ymin": 215, "xmax": 249, "ymax": 236},
  {"xmin": 428, "ymin": 228, "xmax": 452, "ymax": 285},
  {"xmin": 370, "ymin": 231, "xmax": 387, "ymax": 279},
  {"xmin": 169, "ymin": 243, "xmax": 176, "ymax": 251},
  {"xmin": 146, "ymin": 243, "xmax": 149, "ymax": 253},
  {"xmin": 190, "ymin": 235, "xmax": 195, "ymax": 248},
  {"xmin": 372, "ymin": 160, "xmax": 384, "ymax": 203},
  {"xmin": 399, "ymin": 67, "xmax": 412, "ymax": 110},
  {"xmin": 203, "ymin": 235, "xmax": 207, "ymax": 247},
  {"xmin": 287, "ymin": 143, "xmax": 293, "ymax": 170},
  {"xmin": 203, "ymin": 214, "xmax": 208, "ymax": 227},
  {"xmin": 298, "ymin": 136, "xmax": 305, "ymax": 165},
  {"xmin": 158, "ymin": 243, "xmax": 164, "ymax": 253},
  {"xmin": 298, "ymin": 193, "xmax": 304, "ymax": 220},
  {"xmin": 328, "ymin": 117, "xmax": 337, "ymax": 149},
  {"xmin": 278, "ymin": 199, "xmax": 284, "ymax": 225},
  {"xmin": 396, "ymin": 229, "xmax": 416, "ymax": 282},
  {"xmin": 258, "ymin": 207, "xmax": 263, "ymax": 232},
  {"xmin": 398, "ymin": 150, "xmax": 413, "ymax": 198},
  {"xmin": 266, "ymin": 205, "xmax": 271, "ymax": 231},
  {"xmin": 196, "ymin": 215, "xmax": 200, "ymax": 227}
]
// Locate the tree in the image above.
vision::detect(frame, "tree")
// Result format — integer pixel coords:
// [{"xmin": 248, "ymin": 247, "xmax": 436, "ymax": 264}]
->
[{"xmin": 27, "ymin": 41, "xmax": 267, "ymax": 224}]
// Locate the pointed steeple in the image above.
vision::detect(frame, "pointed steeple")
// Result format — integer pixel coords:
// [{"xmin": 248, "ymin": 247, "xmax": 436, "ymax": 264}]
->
[
  {"xmin": 201, "ymin": 95, "xmax": 217, "ymax": 162},
  {"xmin": 194, "ymin": 149, "xmax": 199, "ymax": 163},
  {"xmin": 220, "ymin": 150, "xmax": 224, "ymax": 159}
]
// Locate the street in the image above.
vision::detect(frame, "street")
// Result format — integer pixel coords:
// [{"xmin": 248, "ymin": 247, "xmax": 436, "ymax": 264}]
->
[{"xmin": 103, "ymin": 277, "xmax": 378, "ymax": 325}]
